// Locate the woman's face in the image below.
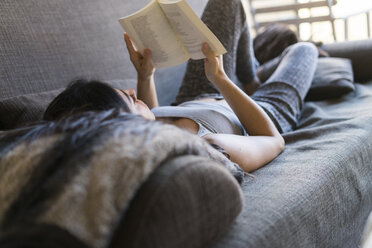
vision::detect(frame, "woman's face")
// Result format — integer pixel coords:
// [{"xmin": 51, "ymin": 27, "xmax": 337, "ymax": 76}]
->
[{"xmin": 115, "ymin": 89, "xmax": 155, "ymax": 120}]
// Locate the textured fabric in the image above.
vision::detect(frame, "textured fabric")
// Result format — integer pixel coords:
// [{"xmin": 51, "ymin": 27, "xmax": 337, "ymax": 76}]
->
[
  {"xmin": 174, "ymin": 0, "xmax": 258, "ymax": 104},
  {"xmin": 0, "ymin": 0, "xmax": 206, "ymax": 104},
  {"xmin": 152, "ymin": 101, "xmax": 247, "ymax": 137},
  {"xmin": 0, "ymin": 223, "xmax": 90, "ymax": 248},
  {"xmin": 211, "ymin": 80, "xmax": 372, "ymax": 248},
  {"xmin": 306, "ymin": 57, "xmax": 354, "ymax": 101},
  {"xmin": 0, "ymin": 110, "xmax": 243, "ymax": 248},
  {"xmin": 0, "ymin": 89, "xmax": 63, "ymax": 130},
  {"xmin": 322, "ymin": 39, "xmax": 372, "ymax": 82},
  {"xmin": 110, "ymin": 156, "xmax": 244, "ymax": 248},
  {"xmin": 361, "ymin": 211, "xmax": 372, "ymax": 247},
  {"xmin": 0, "ymin": 0, "xmax": 138, "ymax": 99}
]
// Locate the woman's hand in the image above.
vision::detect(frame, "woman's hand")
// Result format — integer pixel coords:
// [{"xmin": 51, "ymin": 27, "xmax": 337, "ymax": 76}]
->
[
  {"xmin": 124, "ymin": 33, "xmax": 155, "ymax": 81},
  {"xmin": 202, "ymin": 42, "xmax": 227, "ymax": 83},
  {"xmin": 123, "ymin": 33, "xmax": 159, "ymax": 109}
]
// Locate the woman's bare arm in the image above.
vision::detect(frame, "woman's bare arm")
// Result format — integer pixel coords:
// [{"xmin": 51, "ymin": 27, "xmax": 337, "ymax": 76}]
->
[
  {"xmin": 202, "ymin": 43, "xmax": 284, "ymax": 172},
  {"xmin": 137, "ymin": 72, "xmax": 158, "ymax": 109},
  {"xmin": 124, "ymin": 33, "xmax": 159, "ymax": 108},
  {"xmin": 204, "ymin": 134, "xmax": 284, "ymax": 172}
]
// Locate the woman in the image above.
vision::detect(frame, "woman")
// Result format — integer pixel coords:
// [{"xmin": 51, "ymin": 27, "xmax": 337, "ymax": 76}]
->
[{"xmin": 44, "ymin": 0, "xmax": 319, "ymax": 172}]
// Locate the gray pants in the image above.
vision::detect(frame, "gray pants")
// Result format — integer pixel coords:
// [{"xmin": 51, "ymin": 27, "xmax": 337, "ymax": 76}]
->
[{"xmin": 174, "ymin": 0, "xmax": 318, "ymax": 133}]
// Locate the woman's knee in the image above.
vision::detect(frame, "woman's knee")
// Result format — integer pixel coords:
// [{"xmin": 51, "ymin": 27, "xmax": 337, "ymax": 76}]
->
[
  {"xmin": 205, "ymin": 0, "xmax": 245, "ymax": 15},
  {"xmin": 211, "ymin": 0, "xmax": 243, "ymax": 7},
  {"xmin": 285, "ymin": 42, "xmax": 318, "ymax": 59}
]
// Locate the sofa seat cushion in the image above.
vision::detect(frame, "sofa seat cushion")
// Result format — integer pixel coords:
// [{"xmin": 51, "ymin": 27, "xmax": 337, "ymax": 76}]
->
[{"xmin": 212, "ymin": 81, "xmax": 372, "ymax": 248}]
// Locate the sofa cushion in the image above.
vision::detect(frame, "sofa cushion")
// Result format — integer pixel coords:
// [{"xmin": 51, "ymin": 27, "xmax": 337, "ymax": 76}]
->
[
  {"xmin": 0, "ymin": 79, "xmax": 137, "ymax": 130},
  {"xmin": 258, "ymin": 56, "xmax": 354, "ymax": 101},
  {"xmin": 322, "ymin": 39, "xmax": 372, "ymax": 82},
  {"xmin": 211, "ymin": 81, "xmax": 372, "ymax": 248},
  {"xmin": 110, "ymin": 155, "xmax": 243, "ymax": 248},
  {"xmin": 0, "ymin": 0, "xmax": 206, "ymax": 101},
  {"xmin": 0, "ymin": 0, "xmax": 141, "ymax": 100},
  {"xmin": 0, "ymin": 89, "xmax": 64, "ymax": 130},
  {"xmin": 305, "ymin": 57, "xmax": 354, "ymax": 101}
]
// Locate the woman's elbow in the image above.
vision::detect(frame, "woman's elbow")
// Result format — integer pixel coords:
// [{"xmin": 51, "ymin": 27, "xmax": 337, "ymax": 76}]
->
[
  {"xmin": 275, "ymin": 135, "xmax": 285, "ymax": 155},
  {"xmin": 278, "ymin": 135, "xmax": 285, "ymax": 151}
]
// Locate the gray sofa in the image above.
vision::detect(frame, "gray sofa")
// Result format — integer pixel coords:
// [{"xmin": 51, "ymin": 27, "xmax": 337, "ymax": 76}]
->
[{"xmin": 1, "ymin": 0, "xmax": 372, "ymax": 247}]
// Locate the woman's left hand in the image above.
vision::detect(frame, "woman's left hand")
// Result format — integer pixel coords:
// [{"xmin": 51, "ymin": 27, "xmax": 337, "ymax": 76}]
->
[
  {"xmin": 124, "ymin": 33, "xmax": 155, "ymax": 81},
  {"xmin": 202, "ymin": 42, "xmax": 227, "ymax": 83}
]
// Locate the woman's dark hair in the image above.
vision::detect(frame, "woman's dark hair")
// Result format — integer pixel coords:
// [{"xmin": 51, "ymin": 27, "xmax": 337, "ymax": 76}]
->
[
  {"xmin": 253, "ymin": 23, "xmax": 298, "ymax": 64},
  {"xmin": 43, "ymin": 79, "xmax": 131, "ymax": 121}
]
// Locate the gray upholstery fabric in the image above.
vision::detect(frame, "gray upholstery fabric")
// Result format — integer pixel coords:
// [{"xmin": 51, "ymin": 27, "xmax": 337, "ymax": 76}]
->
[
  {"xmin": 211, "ymin": 81, "xmax": 372, "ymax": 248},
  {"xmin": 322, "ymin": 39, "xmax": 372, "ymax": 82},
  {"xmin": 111, "ymin": 155, "xmax": 243, "ymax": 248},
  {"xmin": 0, "ymin": 0, "xmax": 206, "ymax": 106},
  {"xmin": 0, "ymin": 89, "xmax": 63, "ymax": 129},
  {"xmin": 361, "ymin": 211, "xmax": 372, "ymax": 247},
  {"xmin": 306, "ymin": 57, "xmax": 354, "ymax": 101},
  {"xmin": 0, "ymin": 0, "xmax": 134, "ymax": 98}
]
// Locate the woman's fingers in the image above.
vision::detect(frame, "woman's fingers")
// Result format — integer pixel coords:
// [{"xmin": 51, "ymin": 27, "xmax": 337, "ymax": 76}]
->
[
  {"xmin": 124, "ymin": 33, "xmax": 141, "ymax": 66},
  {"xmin": 124, "ymin": 33, "xmax": 137, "ymax": 54},
  {"xmin": 124, "ymin": 33, "xmax": 144, "ymax": 69},
  {"xmin": 202, "ymin": 42, "xmax": 226, "ymax": 82},
  {"xmin": 217, "ymin": 54, "xmax": 223, "ymax": 67},
  {"xmin": 202, "ymin": 42, "xmax": 219, "ymax": 67},
  {"xmin": 143, "ymin": 48, "xmax": 151, "ymax": 60},
  {"xmin": 123, "ymin": 33, "xmax": 155, "ymax": 79},
  {"xmin": 124, "ymin": 33, "xmax": 153, "ymax": 64},
  {"xmin": 202, "ymin": 42, "xmax": 215, "ymax": 60},
  {"xmin": 202, "ymin": 43, "xmax": 219, "ymax": 69}
]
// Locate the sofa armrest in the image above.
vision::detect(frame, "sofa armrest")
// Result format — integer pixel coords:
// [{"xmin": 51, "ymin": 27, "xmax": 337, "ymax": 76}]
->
[
  {"xmin": 322, "ymin": 39, "xmax": 372, "ymax": 82},
  {"xmin": 109, "ymin": 155, "xmax": 244, "ymax": 248}
]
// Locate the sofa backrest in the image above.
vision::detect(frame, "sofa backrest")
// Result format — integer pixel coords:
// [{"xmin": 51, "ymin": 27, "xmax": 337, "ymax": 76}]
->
[
  {"xmin": 0, "ymin": 0, "xmax": 208, "ymax": 104},
  {"xmin": 322, "ymin": 39, "xmax": 372, "ymax": 83}
]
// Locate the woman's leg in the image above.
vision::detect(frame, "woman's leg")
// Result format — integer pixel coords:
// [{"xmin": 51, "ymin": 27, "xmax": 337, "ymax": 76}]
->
[
  {"xmin": 173, "ymin": 0, "xmax": 258, "ymax": 105},
  {"xmin": 251, "ymin": 42, "xmax": 318, "ymax": 133}
]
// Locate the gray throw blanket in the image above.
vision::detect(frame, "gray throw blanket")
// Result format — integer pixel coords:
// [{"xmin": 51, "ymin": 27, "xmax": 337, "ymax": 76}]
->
[{"xmin": 0, "ymin": 110, "xmax": 243, "ymax": 248}]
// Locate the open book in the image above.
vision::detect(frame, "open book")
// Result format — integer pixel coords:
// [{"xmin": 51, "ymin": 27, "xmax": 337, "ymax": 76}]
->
[{"xmin": 118, "ymin": 0, "xmax": 226, "ymax": 68}]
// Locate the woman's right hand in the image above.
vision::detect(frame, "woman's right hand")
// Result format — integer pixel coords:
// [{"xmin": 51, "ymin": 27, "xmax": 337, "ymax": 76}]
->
[
  {"xmin": 124, "ymin": 33, "xmax": 155, "ymax": 81},
  {"xmin": 202, "ymin": 42, "xmax": 227, "ymax": 83}
]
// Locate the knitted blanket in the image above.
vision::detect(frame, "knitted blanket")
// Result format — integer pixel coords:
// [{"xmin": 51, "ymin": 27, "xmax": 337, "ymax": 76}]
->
[{"xmin": 0, "ymin": 110, "xmax": 243, "ymax": 248}]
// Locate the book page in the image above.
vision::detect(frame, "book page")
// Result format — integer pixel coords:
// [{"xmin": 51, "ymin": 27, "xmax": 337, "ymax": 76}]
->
[
  {"xmin": 119, "ymin": 0, "xmax": 189, "ymax": 68},
  {"xmin": 158, "ymin": 0, "xmax": 226, "ymax": 60}
]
